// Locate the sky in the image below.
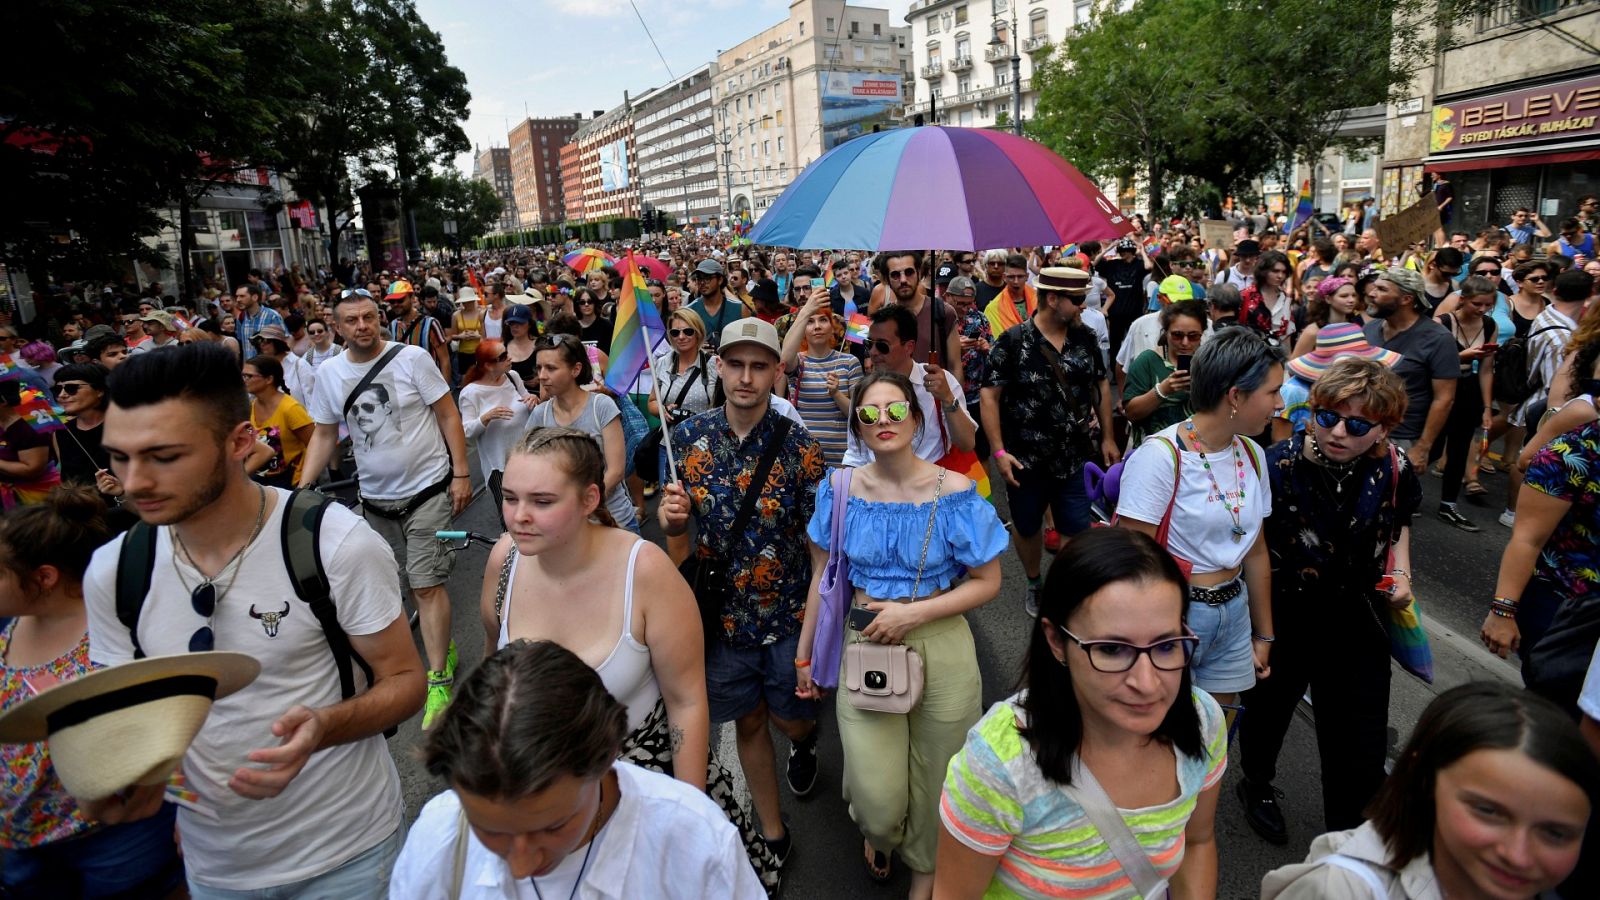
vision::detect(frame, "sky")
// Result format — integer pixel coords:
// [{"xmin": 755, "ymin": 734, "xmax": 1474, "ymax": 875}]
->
[{"xmin": 415, "ymin": 0, "xmax": 913, "ymax": 174}]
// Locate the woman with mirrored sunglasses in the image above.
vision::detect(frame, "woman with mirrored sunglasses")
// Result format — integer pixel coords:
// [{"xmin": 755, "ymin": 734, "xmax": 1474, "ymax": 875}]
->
[
  {"xmin": 935, "ymin": 528, "xmax": 1224, "ymax": 900},
  {"xmin": 795, "ymin": 371, "xmax": 1007, "ymax": 893},
  {"xmin": 1236, "ymin": 357, "xmax": 1421, "ymax": 846}
]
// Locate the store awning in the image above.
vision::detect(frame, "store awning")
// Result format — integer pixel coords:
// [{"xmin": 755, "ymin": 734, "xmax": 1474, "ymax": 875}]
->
[{"xmin": 1425, "ymin": 139, "xmax": 1600, "ymax": 173}]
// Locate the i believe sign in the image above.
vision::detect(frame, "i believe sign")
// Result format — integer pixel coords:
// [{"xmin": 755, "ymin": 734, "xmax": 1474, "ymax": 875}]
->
[{"xmin": 1430, "ymin": 75, "xmax": 1600, "ymax": 154}]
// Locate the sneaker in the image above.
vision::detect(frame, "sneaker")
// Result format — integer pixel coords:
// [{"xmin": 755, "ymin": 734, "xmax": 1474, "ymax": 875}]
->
[
  {"xmin": 1236, "ymin": 779, "xmax": 1288, "ymax": 845},
  {"xmin": 1043, "ymin": 528, "xmax": 1062, "ymax": 553},
  {"xmin": 763, "ymin": 815, "xmax": 794, "ymax": 866},
  {"xmin": 1024, "ymin": 584, "xmax": 1040, "ymax": 618},
  {"xmin": 1437, "ymin": 506, "xmax": 1481, "ymax": 532},
  {"xmin": 422, "ymin": 672, "xmax": 453, "ymax": 731},
  {"xmin": 787, "ymin": 730, "xmax": 819, "ymax": 798},
  {"xmin": 444, "ymin": 641, "xmax": 459, "ymax": 681},
  {"xmin": 1499, "ymin": 509, "xmax": 1517, "ymax": 528}
]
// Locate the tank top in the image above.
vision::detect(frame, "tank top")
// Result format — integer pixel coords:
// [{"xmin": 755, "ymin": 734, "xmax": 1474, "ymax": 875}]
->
[
  {"xmin": 508, "ymin": 347, "xmax": 537, "ymax": 383},
  {"xmin": 483, "ymin": 307, "xmax": 504, "ymax": 341},
  {"xmin": 1443, "ymin": 312, "xmax": 1495, "ymax": 379},
  {"xmin": 1510, "ymin": 299, "xmax": 1540, "ymax": 340},
  {"xmin": 498, "ymin": 540, "xmax": 657, "ymax": 733}
]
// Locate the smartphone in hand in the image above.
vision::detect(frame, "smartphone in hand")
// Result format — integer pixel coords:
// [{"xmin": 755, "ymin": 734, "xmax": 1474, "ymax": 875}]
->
[{"xmin": 847, "ymin": 606, "xmax": 878, "ymax": 632}]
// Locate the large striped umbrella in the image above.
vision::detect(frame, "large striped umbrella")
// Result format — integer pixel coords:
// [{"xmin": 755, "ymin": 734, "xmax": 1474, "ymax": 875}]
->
[
  {"xmin": 563, "ymin": 248, "xmax": 615, "ymax": 274},
  {"xmin": 749, "ymin": 126, "xmax": 1132, "ymax": 251}
]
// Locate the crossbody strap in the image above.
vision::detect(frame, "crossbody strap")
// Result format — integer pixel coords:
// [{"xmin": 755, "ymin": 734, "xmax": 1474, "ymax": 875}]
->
[
  {"xmin": 342, "ymin": 343, "xmax": 404, "ymax": 420},
  {"xmin": 1322, "ymin": 855, "xmax": 1388, "ymax": 900},
  {"xmin": 1037, "ymin": 330, "xmax": 1094, "ymax": 425},
  {"xmin": 1063, "ymin": 757, "xmax": 1170, "ymax": 898},
  {"xmin": 829, "ymin": 467, "xmax": 852, "ymax": 559},
  {"xmin": 713, "ymin": 418, "xmax": 792, "ymax": 556},
  {"xmin": 909, "ymin": 468, "xmax": 946, "ymax": 601}
]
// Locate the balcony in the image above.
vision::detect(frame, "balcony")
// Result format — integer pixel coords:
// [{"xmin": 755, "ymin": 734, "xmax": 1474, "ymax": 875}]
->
[
  {"xmin": 920, "ymin": 61, "xmax": 944, "ymax": 79},
  {"xmin": 1023, "ymin": 35, "xmax": 1051, "ymax": 53},
  {"xmin": 985, "ymin": 44, "xmax": 1013, "ymax": 63},
  {"xmin": 947, "ymin": 54, "xmax": 973, "ymax": 73}
]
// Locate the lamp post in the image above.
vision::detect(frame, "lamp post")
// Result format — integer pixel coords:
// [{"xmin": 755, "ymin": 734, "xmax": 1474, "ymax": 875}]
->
[{"xmin": 989, "ymin": 10, "xmax": 1023, "ymax": 136}]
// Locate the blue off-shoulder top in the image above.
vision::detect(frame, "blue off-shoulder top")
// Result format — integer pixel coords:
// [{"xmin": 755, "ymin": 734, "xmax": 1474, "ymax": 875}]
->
[{"xmin": 807, "ymin": 472, "xmax": 1011, "ymax": 601}]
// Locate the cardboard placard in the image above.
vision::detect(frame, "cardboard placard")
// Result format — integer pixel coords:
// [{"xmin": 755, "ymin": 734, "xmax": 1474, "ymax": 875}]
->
[
  {"xmin": 1199, "ymin": 220, "xmax": 1235, "ymax": 250},
  {"xmin": 1375, "ymin": 197, "xmax": 1441, "ymax": 253}
]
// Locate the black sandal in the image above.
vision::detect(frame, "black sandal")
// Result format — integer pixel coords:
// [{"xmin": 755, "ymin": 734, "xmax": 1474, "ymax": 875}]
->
[{"xmin": 864, "ymin": 839, "xmax": 891, "ymax": 882}]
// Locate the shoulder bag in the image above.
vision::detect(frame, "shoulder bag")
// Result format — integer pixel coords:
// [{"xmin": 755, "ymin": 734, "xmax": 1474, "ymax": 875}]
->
[
  {"xmin": 842, "ymin": 468, "xmax": 943, "ymax": 714},
  {"xmin": 1062, "ymin": 756, "xmax": 1171, "ymax": 899},
  {"xmin": 811, "ymin": 467, "xmax": 854, "ymax": 690},
  {"xmin": 679, "ymin": 418, "xmax": 793, "ymax": 643},
  {"xmin": 1108, "ymin": 437, "xmax": 1192, "ymax": 579}
]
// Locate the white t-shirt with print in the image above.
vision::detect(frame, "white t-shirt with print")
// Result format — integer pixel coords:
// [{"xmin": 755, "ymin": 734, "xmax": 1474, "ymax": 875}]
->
[
  {"xmin": 1116, "ymin": 422, "xmax": 1271, "ymax": 574},
  {"xmin": 388, "ymin": 762, "xmax": 765, "ymax": 900},
  {"xmin": 307, "ymin": 342, "xmax": 451, "ymax": 500},
  {"xmin": 83, "ymin": 490, "xmax": 404, "ymax": 890},
  {"xmin": 842, "ymin": 362, "xmax": 971, "ymax": 468}
]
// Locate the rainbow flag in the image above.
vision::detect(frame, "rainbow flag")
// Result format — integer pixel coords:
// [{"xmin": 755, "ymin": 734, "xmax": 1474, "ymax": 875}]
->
[
  {"xmin": 15, "ymin": 385, "xmax": 66, "ymax": 434},
  {"xmin": 1285, "ymin": 178, "xmax": 1313, "ymax": 234},
  {"xmin": 823, "ymin": 260, "xmax": 837, "ymax": 291},
  {"xmin": 0, "ymin": 354, "xmax": 23, "ymax": 382},
  {"xmin": 844, "ymin": 313, "xmax": 871, "ymax": 345},
  {"xmin": 937, "ymin": 448, "xmax": 992, "ymax": 503},
  {"xmin": 603, "ymin": 251, "xmax": 668, "ymax": 395}
]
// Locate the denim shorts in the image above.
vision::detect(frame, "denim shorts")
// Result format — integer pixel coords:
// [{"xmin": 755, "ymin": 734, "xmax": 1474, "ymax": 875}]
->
[
  {"xmin": 1, "ymin": 802, "xmax": 182, "ymax": 898},
  {"xmin": 1005, "ymin": 467, "xmax": 1091, "ymax": 539},
  {"xmin": 185, "ymin": 825, "xmax": 402, "ymax": 900},
  {"xmin": 1187, "ymin": 582, "xmax": 1257, "ymax": 694},
  {"xmin": 705, "ymin": 629, "xmax": 819, "ymax": 724}
]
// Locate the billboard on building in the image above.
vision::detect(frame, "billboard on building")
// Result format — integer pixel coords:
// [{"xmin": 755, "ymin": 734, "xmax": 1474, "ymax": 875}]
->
[
  {"xmin": 599, "ymin": 139, "xmax": 630, "ymax": 192},
  {"xmin": 1429, "ymin": 74, "xmax": 1600, "ymax": 154},
  {"xmin": 819, "ymin": 72, "xmax": 904, "ymax": 151}
]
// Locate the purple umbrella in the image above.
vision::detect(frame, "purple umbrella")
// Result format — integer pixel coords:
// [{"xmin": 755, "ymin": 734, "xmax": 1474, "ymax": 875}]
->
[{"xmin": 749, "ymin": 126, "xmax": 1133, "ymax": 250}]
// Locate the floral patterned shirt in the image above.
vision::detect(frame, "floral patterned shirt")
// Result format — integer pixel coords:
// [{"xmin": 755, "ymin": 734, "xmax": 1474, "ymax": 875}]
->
[
  {"xmin": 1524, "ymin": 420, "xmax": 1600, "ymax": 601},
  {"xmin": 957, "ymin": 306, "xmax": 994, "ymax": 405},
  {"xmin": 2, "ymin": 620, "xmax": 97, "ymax": 848},
  {"xmin": 982, "ymin": 317, "xmax": 1107, "ymax": 481},
  {"xmin": 671, "ymin": 405, "xmax": 826, "ymax": 648}
]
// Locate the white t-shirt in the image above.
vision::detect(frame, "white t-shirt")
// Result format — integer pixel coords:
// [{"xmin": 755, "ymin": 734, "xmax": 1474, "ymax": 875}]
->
[
  {"xmin": 388, "ymin": 762, "xmax": 765, "ymax": 900},
  {"xmin": 1079, "ymin": 307, "xmax": 1111, "ymax": 369},
  {"xmin": 1116, "ymin": 423, "xmax": 1271, "ymax": 574},
  {"xmin": 308, "ymin": 342, "xmax": 451, "ymax": 500},
  {"xmin": 843, "ymin": 362, "xmax": 972, "ymax": 467},
  {"xmin": 281, "ymin": 349, "xmax": 317, "ymax": 407},
  {"xmin": 83, "ymin": 490, "xmax": 404, "ymax": 889}
]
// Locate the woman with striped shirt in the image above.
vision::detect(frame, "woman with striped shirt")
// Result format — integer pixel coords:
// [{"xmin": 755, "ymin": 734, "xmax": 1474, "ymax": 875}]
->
[
  {"xmin": 936, "ymin": 528, "xmax": 1225, "ymax": 900},
  {"xmin": 780, "ymin": 286, "xmax": 862, "ymax": 467}
]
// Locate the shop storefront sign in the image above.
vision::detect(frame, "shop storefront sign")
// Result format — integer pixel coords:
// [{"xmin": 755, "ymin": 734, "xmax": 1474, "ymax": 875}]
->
[{"xmin": 1431, "ymin": 74, "xmax": 1600, "ymax": 154}]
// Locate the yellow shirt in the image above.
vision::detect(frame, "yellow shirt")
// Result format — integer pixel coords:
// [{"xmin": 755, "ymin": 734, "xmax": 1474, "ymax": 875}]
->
[
  {"xmin": 251, "ymin": 394, "xmax": 314, "ymax": 484},
  {"xmin": 453, "ymin": 309, "xmax": 484, "ymax": 355}
]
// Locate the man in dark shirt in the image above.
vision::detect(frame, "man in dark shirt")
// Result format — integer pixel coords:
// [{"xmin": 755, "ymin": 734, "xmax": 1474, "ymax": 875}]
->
[
  {"xmin": 981, "ymin": 267, "xmax": 1120, "ymax": 617},
  {"xmin": 1362, "ymin": 267, "xmax": 1457, "ymax": 475},
  {"xmin": 1094, "ymin": 238, "xmax": 1153, "ymax": 360}
]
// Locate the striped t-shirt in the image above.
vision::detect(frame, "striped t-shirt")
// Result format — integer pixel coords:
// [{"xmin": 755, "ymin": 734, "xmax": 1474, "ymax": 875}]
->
[
  {"xmin": 940, "ymin": 689, "xmax": 1226, "ymax": 899},
  {"xmin": 790, "ymin": 350, "xmax": 862, "ymax": 467}
]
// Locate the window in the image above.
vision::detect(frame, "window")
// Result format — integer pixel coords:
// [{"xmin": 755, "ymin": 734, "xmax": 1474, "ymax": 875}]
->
[
  {"xmin": 735, "ymin": 98, "xmax": 741, "ymax": 113},
  {"xmin": 854, "ymin": 46, "xmax": 864, "ymax": 62},
  {"xmin": 955, "ymin": 35, "xmax": 971, "ymax": 57},
  {"xmin": 850, "ymin": 20, "xmax": 859, "ymax": 34},
  {"xmin": 824, "ymin": 44, "xmax": 842, "ymax": 61},
  {"xmin": 955, "ymin": 5, "xmax": 968, "ymax": 25},
  {"xmin": 874, "ymin": 23, "xmax": 882, "ymax": 36},
  {"xmin": 760, "ymin": 88, "xmax": 767, "ymax": 104},
  {"xmin": 958, "ymin": 75, "xmax": 972, "ymax": 94},
  {"xmin": 799, "ymin": 20, "xmax": 805, "ymax": 35},
  {"xmin": 927, "ymin": 16, "xmax": 940, "ymax": 35},
  {"xmin": 1074, "ymin": 1, "xmax": 1091, "ymax": 26},
  {"xmin": 826, "ymin": 16, "xmax": 835, "ymax": 32},
  {"xmin": 777, "ymin": 136, "xmax": 784, "ymax": 153},
  {"xmin": 1030, "ymin": 9, "xmax": 1047, "ymax": 37},
  {"xmin": 776, "ymin": 109, "xmax": 784, "ymax": 127},
  {"xmin": 763, "ymin": 141, "xmax": 770, "ymax": 156}
]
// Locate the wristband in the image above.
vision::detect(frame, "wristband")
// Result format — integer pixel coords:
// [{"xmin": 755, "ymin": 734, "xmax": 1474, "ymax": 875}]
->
[
  {"xmin": 1154, "ymin": 383, "xmax": 1171, "ymax": 401},
  {"xmin": 1252, "ymin": 633, "xmax": 1275, "ymax": 643},
  {"xmin": 1488, "ymin": 606, "xmax": 1517, "ymax": 619},
  {"xmin": 794, "ymin": 659, "xmax": 811, "ymax": 669},
  {"xmin": 993, "ymin": 448, "xmax": 1007, "ymax": 458},
  {"xmin": 1493, "ymin": 595, "xmax": 1519, "ymax": 608},
  {"xmin": 453, "ymin": 474, "xmax": 470, "ymax": 479}
]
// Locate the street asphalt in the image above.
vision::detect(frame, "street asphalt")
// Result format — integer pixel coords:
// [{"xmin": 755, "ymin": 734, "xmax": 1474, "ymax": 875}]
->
[{"xmin": 386, "ymin": 454, "xmax": 1523, "ymax": 899}]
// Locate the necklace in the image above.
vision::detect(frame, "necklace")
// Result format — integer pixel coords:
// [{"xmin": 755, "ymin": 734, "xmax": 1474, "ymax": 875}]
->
[
  {"xmin": 1307, "ymin": 431, "xmax": 1359, "ymax": 495},
  {"xmin": 529, "ymin": 779, "xmax": 606, "ymax": 900},
  {"xmin": 170, "ymin": 486, "xmax": 269, "ymax": 619},
  {"xmin": 1184, "ymin": 419, "xmax": 1247, "ymax": 541}
]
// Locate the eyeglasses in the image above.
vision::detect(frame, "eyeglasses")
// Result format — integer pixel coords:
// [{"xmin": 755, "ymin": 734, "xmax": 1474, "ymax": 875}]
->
[
  {"xmin": 1058, "ymin": 626, "xmax": 1199, "ymax": 673},
  {"xmin": 340, "ymin": 288, "xmax": 373, "ymax": 299},
  {"xmin": 190, "ymin": 583, "xmax": 217, "ymax": 652},
  {"xmin": 866, "ymin": 338, "xmax": 893, "ymax": 355},
  {"xmin": 353, "ymin": 400, "xmax": 383, "ymax": 414},
  {"xmin": 307, "ymin": 328, "xmax": 326, "ymax": 335},
  {"xmin": 52, "ymin": 382, "xmax": 88, "ymax": 396},
  {"xmin": 1434, "ymin": 267, "xmax": 1461, "ymax": 278},
  {"xmin": 1524, "ymin": 274, "xmax": 1550, "ymax": 283},
  {"xmin": 121, "ymin": 318, "xmax": 138, "ymax": 325},
  {"xmin": 855, "ymin": 400, "xmax": 911, "ymax": 425},
  {"xmin": 576, "ymin": 298, "xmax": 596, "ymax": 306},
  {"xmin": 496, "ymin": 353, "xmax": 509, "ymax": 362},
  {"xmin": 1167, "ymin": 331, "xmax": 1204, "ymax": 342},
  {"xmin": 887, "ymin": 268, "xmax": 918, "ymax": 282},
  {"xmin": 1473, "ymin": 268, "xmax": 1501, "ymax": 277},
  {"xmin": 1174, "ymin": 260, "xmax": 1202, "ymax": 269},
  {"xmin": 1313, "ymin": 408, "xmax": 1379, "ymax": 437},
  {"xmin": 535, "ymin": 334, "xmax": 579, "ymax": 350},
  {"xmin": 668, "ymin": 327, "xmax": 698, "ymax": 338}
]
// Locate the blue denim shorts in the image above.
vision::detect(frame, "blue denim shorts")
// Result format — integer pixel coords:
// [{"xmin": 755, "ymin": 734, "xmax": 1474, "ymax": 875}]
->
[
  {"xmin": 705, "ymin": 629, "xmax": 819, "ymax": 724},
  {"xmin": 1187, "ymin": 582, "xmax": 1257, "ymax": 694},
  {"xmin": 185, "ymin": 825, "xmax": 402, "ymax": 900},
  {"xmin": 1005, "ymin": 468, "xmax": 1091, "ymax": 539}
]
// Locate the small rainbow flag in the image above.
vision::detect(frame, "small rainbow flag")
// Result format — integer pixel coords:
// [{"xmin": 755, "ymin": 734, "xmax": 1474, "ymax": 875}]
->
[
  {"xmin": 844, "ymin": 313, "xmax": 871, "ymax": 345},
  {"xmin": 1285, "ymin": 178, "xmax": 1314, "ymax": 234},
  {"xmin": 0, "ymin": 354, "xmax": 23, "ymax": 382},
  {"xmin": 15, "ymin": 385, "xmax": 66, "ymax": 434},
  {"xmin": 603, "ymin": 251, "xmax": 667, "ymax": 395}
]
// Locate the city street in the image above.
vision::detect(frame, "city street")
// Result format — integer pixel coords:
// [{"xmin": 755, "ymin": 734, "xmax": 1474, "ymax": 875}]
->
[{"xmin": 390, "ymin": 455, "xmax": 1523, "ymax": 899}]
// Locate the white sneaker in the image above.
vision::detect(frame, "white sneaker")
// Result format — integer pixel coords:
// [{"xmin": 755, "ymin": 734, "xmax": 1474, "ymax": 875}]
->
[{"xmin": 1498, "ymin": 509, "xmax": 1516, "ymax": 528}]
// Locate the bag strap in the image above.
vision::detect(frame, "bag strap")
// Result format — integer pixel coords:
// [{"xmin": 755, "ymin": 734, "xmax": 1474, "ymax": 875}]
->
[
  {"xmin": 1153, "ymin": 437, "xmax": 1183, "ymax": 547},
  {"xmin": 1385, "ymin": 444, "xmax": 1402, "ymax": 571},
  {"xmin": 342, "ymin": 343, "xmax": 404, "ymax": 420},
  {"xmin": 1064, "ymin": 757, "xmax": 1170, "ymax": 898},
  {"xmin": 829, "ymin": 467, "xmax": 853, "ymax": 563},
  {"xmin": 1322, "ymin": 855, "xmax": 1388, "ymax": 900},
  {"xmin": 717, "ymin": 417, "xmax": 792, "ymax": 557},
  {"xmin": 1037, "ymin": 329, "xmax": 1094, "ymax": 426},
  {"xmin": 449, "ymin": 805, "xmax": 471, "ymax": 899},
  {"xmin": 115, "ymin": 521, "xmax": 159, "ymax": 660},
  {"xmin": 494, "ymin": 543, "xmax": 516, "ymax": 626}
]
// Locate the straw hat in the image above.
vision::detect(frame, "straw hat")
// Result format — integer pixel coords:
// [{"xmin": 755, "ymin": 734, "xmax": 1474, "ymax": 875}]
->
[
  {"xmin": 1285, "ymin": 322, "xmax": 1403, "ymax": 383},
  {"xmin": 507, "ymin": 287, "xmax": 542, "ymax": 306},
  {"xmin": 0, "ymin": 652, "xmax": 259, "ymax": 801}
]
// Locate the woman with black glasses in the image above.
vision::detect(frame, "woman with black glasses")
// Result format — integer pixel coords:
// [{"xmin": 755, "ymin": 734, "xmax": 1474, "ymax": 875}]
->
[
  {"xmin": 1236, "ymin": 357, "xmax": 1420, "ymax": 846},
  {"xmin": 934, "ymin": 528, "xmax": 1223, "ymax": 899},
  {"xmin": 574, "ymin": 286, "xmax": 613, "ymax": 355}
]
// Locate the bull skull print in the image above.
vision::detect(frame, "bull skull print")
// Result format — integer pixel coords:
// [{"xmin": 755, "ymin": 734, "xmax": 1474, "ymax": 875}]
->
[{"xmin": 249, "ymin": 601, "xmax": 291, "ymax": 638}]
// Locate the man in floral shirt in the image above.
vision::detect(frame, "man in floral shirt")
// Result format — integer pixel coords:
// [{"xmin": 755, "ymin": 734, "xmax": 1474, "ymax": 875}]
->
[{"xmin": 659, "ymin": 317, "xmax": 826, "ymax": 876}]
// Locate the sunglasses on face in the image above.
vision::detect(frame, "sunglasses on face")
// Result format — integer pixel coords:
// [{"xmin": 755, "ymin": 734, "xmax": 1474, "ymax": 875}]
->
[
  {"xmin": 887, "ymin": 268, "xmax": 918, "ymax": 281},
  {"xmin": 1168, "ymin": 331, "xmax": 1203, "ymax": 342},
  {"xmin": 866, "ymin": 338, "xmax": 894, "ymax": 355},
  {"xmin": 668, "ymin": 327, "xmax": 698, "ymax": 338},
  {"xmin": 1313, "ymin": 408, "xmax": 1379, "ymax": 437},
  {"xmin": 1474, "ymin": 268, "xmax": 1501, "ymax": 277},
  {"xmin": 576, "ymin": 298, "xmax": 596, "ymax": 306},
  {"xmin": 52, "ymin": 382, "xmax": 88, "ymax": 397},
  {"xmin": 1525, "ymin": 274, "xmax": 1550, "ymax": 283},
  {"xmin": 1058, "ymin": 626, "xmax": 1199, "ymax": 673},
  {"xmin": 121, "ymin": 318, "xmax": 138, "ymax": 325},
  {"xmin": 1435, "ymin": 267, "xmax": 1461, "ymax": 278},
  {"xmin": 855, "ymin": 400, "xmax": 911, "ymax": 425},
  {"xmin": 496, "ymin": 353, "xmax": 509, "ymax": 362},
  {"xmin": 307, "ymin": 328, "xmax": 326, "ymax": 335}
]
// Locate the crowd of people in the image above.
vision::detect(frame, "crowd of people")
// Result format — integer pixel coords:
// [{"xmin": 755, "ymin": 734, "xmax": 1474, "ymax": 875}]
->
[{"xmin": 1, "ymin": 203, "xmax": 1600, "ymax": 900}]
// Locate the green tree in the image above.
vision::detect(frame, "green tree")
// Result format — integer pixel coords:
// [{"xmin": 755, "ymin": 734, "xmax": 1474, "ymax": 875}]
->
[{"xmin": 412, "ymin": 170, "xmax": 502, "ymax": 247}]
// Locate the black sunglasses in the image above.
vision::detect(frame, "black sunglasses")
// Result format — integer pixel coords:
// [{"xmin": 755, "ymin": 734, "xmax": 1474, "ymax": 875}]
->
[
  {"xmin": 190, "ymin": 583, "xmax": 216, "ymax": 652},
  {"xmin": 668, "ymin": 327, "xmax": 698, "ymax": 338},
  {"xmin": 867, "ymin": 338, "xmax": 893, "ymax": 354},
  {"xmin": 52, "ymin": 382, "xmax": 88, "ymax": 396},
  {"xmin": 1313, "ymin": 408, "xmax": 1379, "ymax": 437}
]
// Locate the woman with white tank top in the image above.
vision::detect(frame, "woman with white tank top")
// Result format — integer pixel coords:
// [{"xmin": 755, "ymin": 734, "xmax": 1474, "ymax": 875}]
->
[{"xmin": 479, "ymin": 427, "xmax": 784, "ymax": 894}]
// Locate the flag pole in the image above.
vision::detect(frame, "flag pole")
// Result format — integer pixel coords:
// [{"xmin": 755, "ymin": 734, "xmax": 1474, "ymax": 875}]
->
[{"xmin": 627, "ymin": 250, "xmax": 680, "ymax": 486}]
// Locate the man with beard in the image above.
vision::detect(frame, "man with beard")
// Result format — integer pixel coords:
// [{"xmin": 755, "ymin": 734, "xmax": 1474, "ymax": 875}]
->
[
  {"xmin": 300, "ymin": 289, "xmax": 472, "ymax": 730},
  {"xmin": 84, "ymin": 343, "xmax": 423, "ymax": 898},
  {"xmin": 1362, "ymin": 267, "xmax": 1457, "ymax": 475},
  {"xmin": 687, "ymin": 259, "xmax": 749, "ymax": 349},
  {"xmin": 385, "ymin": 279, "xmax": 449, "ymax": 381},
  {"xmin": 879, "ymin": 250, "xmax": 964, "ymax": 385}
]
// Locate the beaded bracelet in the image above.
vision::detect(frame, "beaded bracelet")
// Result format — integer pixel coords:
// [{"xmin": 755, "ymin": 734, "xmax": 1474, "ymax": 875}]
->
[{"xmin": 1488, "ymin": 606, "xmax": 1517, "ymax": 619}]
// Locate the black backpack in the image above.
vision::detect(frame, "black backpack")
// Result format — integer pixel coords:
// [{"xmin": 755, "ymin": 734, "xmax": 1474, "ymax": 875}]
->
[
  {"xmin": 1492, "ymin": 324, "xmax": 1571, "ymax": 405},
  {"xmin": 115, "ymin": 490, "xmax": 393, "ymax": 735}
]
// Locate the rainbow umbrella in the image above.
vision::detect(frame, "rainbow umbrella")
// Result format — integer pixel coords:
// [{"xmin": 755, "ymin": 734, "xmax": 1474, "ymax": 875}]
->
[
  {"xmin": 750, "ymin": 126, "xmax": 1132, "ymax": 251},
  {"xmin": 563, "ymin": 248, "xmax": 615, "ymax": 274}
]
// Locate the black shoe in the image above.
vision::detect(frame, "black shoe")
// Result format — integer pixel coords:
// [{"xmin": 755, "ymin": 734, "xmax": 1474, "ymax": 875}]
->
[
  {"xmin": 787, "ymin": 730, "xmax": 819, "ymax": 798},
  {"xmin": 1236, "ymin": 778, "xmax": 1288, "ymax": 845},
  {"xmin": 763, "ymin": 817, "xmax": 794, "ymax": 867},
  {"xmin": 1437, "ymin": 505, "xmax": 1481, "ymax": 532}
]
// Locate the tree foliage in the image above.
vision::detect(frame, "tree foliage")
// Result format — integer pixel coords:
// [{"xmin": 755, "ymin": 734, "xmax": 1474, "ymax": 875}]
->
[
  {"xmin": 413, "ymin": 170, "xmax": 502, "ymax": 247},
  {"xmin": 1031, "ymin": 0, "xmax": 1439, "ymax": 217}
]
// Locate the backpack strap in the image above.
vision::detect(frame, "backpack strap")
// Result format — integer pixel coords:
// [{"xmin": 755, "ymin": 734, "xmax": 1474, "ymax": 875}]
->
[
  {"xmin": 280, "ymin": 489, "xmax": 374, "ymax": 701},
  {"xmin": 115, "ymin": 522, "xmax": 158, "ymax": 660}
]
